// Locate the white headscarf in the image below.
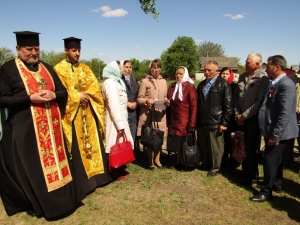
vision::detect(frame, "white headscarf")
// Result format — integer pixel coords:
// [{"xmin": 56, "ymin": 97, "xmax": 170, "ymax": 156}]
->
[
  {"xmin": 172, "ymin": 66, "xmax": 194, "ymax": 101},
  {"xmin": 120, "ymin": 59, "xmax": 130, "ymax": 76},
  {"xmin": 102, "ymin": 61, "xmax": 126, "ymax": 91}
]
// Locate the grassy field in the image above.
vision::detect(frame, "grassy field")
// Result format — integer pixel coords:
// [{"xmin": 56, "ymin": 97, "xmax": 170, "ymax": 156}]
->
[{"xmin": 0, "ymin": 149, "xmax": 299, "ymax": 225}]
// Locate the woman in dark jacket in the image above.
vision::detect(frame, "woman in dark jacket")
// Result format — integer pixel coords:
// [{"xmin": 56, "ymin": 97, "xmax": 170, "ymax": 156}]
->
[
  {"xmin": 219, "ymin": 67, "xmax": 238, "ymax": 167},
  {"xmin": 166, "ymin": 66, "xmax": 198, "ymax": 168},
  {"xmin": 120, "ymin": 59, "xmax": 139, "ymax": 143}
]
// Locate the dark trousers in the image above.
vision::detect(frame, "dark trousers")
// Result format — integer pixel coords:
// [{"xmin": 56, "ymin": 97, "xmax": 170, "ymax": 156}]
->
[
  {"xmin": 282, "ymin": 138, "xmax": 294, "ymax": 167},
  {"xmin": 260, "ymin": 139, "xmax": 286, "ymax": 197},
  {"xmin": 241, "ymin": 116, "xmax": 261, "ymax": 180},
  {"xmin": 197, "ymin": 127, "xmax": 224, "ymax": 172}
]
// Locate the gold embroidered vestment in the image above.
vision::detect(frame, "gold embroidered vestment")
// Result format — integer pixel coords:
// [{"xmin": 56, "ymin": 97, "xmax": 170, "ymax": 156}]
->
[{"xmin": 54, "ymin": 60, "xmax": 106, "ymax": 179}]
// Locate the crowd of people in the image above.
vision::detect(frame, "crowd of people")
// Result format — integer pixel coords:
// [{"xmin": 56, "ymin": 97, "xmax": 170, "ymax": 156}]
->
[{"xmin": 0, "ymin": 31, "xmax": 299, "ymax": 218}]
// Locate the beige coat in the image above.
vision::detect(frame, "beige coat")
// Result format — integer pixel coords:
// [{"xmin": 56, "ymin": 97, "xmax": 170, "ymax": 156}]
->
[
  {"xmin": 102, "ymin": 78, "xmax": 134, "ymax": 153},
  {"xmin": 137, "ymin": 75, "xmax": 168, "ymax": 136}
]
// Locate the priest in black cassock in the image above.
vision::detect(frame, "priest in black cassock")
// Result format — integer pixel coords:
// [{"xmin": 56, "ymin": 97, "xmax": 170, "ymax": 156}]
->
[{"xmin": 0, "ymin": 31, "xmax": 81, "ymax": 218}]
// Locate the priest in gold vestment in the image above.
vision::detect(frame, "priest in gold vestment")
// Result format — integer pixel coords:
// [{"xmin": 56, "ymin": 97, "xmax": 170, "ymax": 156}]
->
[{"xmin": 54, "ymin": 37, "xmax": 111, "ymax": 199}]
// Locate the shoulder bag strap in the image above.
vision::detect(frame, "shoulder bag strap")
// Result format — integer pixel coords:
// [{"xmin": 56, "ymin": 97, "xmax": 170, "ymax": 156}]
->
[
  {"xmin": 145, "ymin": 107, "xmax": 153, "ymax": 127},
  {"xmin": 152, "ymin": 106, "xmax": 160, "ymax": 129}
]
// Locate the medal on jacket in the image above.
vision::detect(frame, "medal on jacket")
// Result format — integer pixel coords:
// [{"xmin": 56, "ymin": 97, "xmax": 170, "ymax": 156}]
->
[{"xmin": 269, "ymin": 87, "xmax": 275, "ymax": 97}]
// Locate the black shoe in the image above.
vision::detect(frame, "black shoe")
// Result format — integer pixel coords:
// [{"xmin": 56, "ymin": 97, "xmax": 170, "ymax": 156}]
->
[
  {"xmin": 26, "ymin": 210, "xmax": 36, "ymax": 217},
  {"xmin": 250, "ymin": 194, "xmax": 271, "ymax": 202},
  {"xmin": 273, "ymin": 186, "xmax": 283, "ymax": 193},
  {"xmin": 174, "ymin": 163, "xmax": 182, "ymax": 170},
  {"xmin": 147, "ymin": 166, "xmax": 155, "ymax": 170},
  {"xmin": 207, "ymin": 170, "xmax": 218, "ymax": 177}
]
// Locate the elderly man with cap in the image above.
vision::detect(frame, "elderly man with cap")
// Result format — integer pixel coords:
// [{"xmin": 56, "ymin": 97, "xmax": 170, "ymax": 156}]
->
[
  {"xmin": 0, "ymin": 31, "xmax": 80, "ymax": 218},
  {"xmin": 54, "ymin": 37, "xmax": 111, "ymax": 198}
]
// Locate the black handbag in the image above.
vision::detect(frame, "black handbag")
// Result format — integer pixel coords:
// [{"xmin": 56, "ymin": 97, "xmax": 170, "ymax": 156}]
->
[
  {"xmin": 181, "ymin": 131, "xmax": 200, "ymax": 167},
  {"xmin": 140, "ymin": 106, "xmax": 165, "ymax": 150}
]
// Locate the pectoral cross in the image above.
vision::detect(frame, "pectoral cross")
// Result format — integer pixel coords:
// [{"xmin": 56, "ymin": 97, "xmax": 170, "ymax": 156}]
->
[
  {"xmin": 75, "ymin": 79, "xmax": 85, "ymax": 92},
  {"xmin": 37, "ymin": 78, "xmax": 49, "ymax": 90}
]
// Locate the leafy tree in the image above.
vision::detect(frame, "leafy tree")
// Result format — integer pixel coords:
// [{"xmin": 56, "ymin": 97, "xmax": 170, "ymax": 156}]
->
[
  {"xmin": 139, "ymin": 0, "xmax": 159, "ymax": 19},
  {"xmin": 136, "ymin": 59, "xmax": 151, "ymax": 80},
  {"xmin": 198, "ymin": 41, "xmax": 225, "ymax": 58},
  {"xmin": 238, "ymin": 63, "xmax": 246, "ymax": 75},
  {"xmin": 160, "ymin": 36, "xmax": 200, "ymax": 78},
  {"xmin": 0, "ymin": 47, "xmax": 15, "ymax": 67},
  {"xmin": 129, "ymin": 58, "xmax": 140, "ymax": 75},
  {"xmin": 81, "ymin": 58, "xmax": 106, "ymax": 81},
  {"xmin": 40, "ymin": 50, "xmax": 65, "ymax": 66}
]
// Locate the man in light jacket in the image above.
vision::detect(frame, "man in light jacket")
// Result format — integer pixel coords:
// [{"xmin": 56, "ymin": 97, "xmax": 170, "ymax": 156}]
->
[{"xmin": 234, "ymin": 53, "xmax": 269, "ymax": 186}]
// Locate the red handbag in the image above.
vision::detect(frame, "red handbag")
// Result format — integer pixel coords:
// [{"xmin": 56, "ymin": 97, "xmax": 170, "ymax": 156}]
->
[{"xmin": 109, "ymin": 132, "xmax": 135, "ymax": 169}]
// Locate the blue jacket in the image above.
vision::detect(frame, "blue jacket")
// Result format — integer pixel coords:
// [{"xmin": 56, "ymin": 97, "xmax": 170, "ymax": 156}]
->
[{"xmin": 259, "ymin": 75, "xmax": 298, "ymax": 142}]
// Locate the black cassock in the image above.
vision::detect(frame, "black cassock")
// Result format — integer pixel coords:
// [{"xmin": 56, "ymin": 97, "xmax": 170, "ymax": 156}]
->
[{"xmin": 0, "ymin": 59, "xmax": 81, "ymax": 218}]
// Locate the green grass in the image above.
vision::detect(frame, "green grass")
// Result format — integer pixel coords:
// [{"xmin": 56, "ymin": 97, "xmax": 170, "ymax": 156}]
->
[{"xmin": 0, "ymin": 152, "xmax": 299, "ymax": 225}]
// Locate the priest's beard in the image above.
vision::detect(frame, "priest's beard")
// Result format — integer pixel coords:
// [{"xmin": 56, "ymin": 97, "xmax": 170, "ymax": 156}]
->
[{"xmin": 27, "ymin": 56, "xmax": 39, "ymax": 64}]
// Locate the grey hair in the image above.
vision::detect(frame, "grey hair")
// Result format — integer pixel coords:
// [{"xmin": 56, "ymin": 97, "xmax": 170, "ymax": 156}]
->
[
  {"xmin": 205, "ymin": 60, "xmax": 218, "ymax": 70},
  {"xmin": 248, "ymin": 53, "xmax": 263, "ymax": 66},
  {"xmin": 267, "ymin": 55, "xmax": 287, "ymax": 70}
]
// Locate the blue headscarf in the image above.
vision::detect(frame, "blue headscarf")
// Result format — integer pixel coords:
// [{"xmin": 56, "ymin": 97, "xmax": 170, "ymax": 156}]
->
[{"xmin": 102, "ymin": 61, "xmax": 126, "ymax": 91}]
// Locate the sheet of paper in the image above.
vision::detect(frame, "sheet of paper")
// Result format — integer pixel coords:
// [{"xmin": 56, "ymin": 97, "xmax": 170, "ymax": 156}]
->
[{"xmin": 154, "ymin": 100, "xmax": 167, "ymax": 110}]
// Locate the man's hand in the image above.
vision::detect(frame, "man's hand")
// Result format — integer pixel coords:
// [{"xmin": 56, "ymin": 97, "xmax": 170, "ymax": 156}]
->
[
  {"xmin": 218, "ymin": 125, "xmax": 227, "ymax": 133},
  {"xmin": 235, "ymin": 114, "xmax": 245, "ymax": 126},
  {"xmin": 30, "ymin": 91, "xmax": 52, "ymax": 104},
  {"xmin": 267, "ymin": 139, "xmax": 279, "ymax": 146},
  {"xmin": 38, "ymin": 90, "xmax": 56, "ymax": 100},
  {"xmin": 80, "ymin": 92, "xmax": 89, "ymax": 104}
]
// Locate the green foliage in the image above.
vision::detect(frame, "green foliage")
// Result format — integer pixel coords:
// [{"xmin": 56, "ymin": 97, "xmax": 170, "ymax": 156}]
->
[
  {"xmin": 237, "ymin": 58, "xmax": 246, "ymax": 75},
  {"xmin": 39, "ymin": 50, "xmax": 65, "ymax": 66},
  {"xmin": 238, "ymin": 63, "xmax": 246, "ymax": 75},
  {"xmin": 139, "ymin": 0, "xmax": 159, "ymax": 20},
  {"xmin": 80, "ymin": 58, "xmax": 106, "ymax": 81},
  {"xmin": 0, "ymin": 47, "xmax": 15, "ymax": 67},
  {"xmin": 160, "ymin": 36, "xmax": 200, "ymax": 78},
  {"xmin": 198, "ymin": 41, "xmax": 225, "ymax": 58},
  {"xmin": 136, "ymin": 59, "xmax": 151, "ymax": 80},
  {"xmin": 129, "ymin": 58, "xmax": 140, "ymax": 76}
]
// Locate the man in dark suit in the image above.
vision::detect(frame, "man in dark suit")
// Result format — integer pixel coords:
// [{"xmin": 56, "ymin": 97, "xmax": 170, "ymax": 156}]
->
[{"xmin": 250, "ymin": 55, "xmax": 298, "ymax": 202}]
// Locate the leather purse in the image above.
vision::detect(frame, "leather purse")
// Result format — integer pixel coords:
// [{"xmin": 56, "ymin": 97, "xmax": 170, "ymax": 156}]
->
[
  {"xmin": 109, "ymin": 132, "xmax": 135, "ymax": 169},
  {"xmin": 140, "ymin": 106, "xmax": 165, "ymax": 150},
  {"xmin": 181, "ymin": 131, "xmax": 200, "ymax": 167}
]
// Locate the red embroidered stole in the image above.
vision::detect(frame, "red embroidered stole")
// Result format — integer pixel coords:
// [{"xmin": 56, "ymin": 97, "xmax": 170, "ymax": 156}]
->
[{"xmin": 15, "ymin": 58, "xmax": 72, "ymax": 192}]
